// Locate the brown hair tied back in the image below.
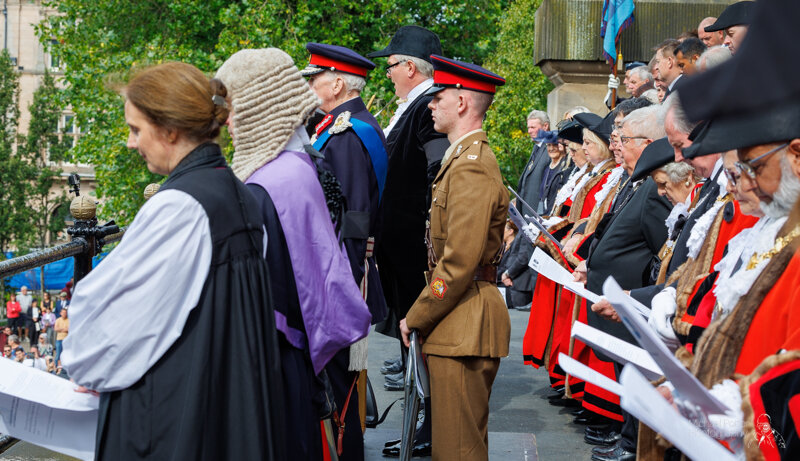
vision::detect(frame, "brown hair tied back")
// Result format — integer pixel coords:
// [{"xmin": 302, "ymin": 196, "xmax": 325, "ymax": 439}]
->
[{"xmin": 123, "ymin": 62, "xmax": 229, "ymax": 141}]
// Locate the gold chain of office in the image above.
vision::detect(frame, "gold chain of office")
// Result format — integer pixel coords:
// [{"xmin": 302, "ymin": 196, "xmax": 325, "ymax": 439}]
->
[{"xmin": 747, "ymin": 225, "xmax": 800, "ymax": 270}]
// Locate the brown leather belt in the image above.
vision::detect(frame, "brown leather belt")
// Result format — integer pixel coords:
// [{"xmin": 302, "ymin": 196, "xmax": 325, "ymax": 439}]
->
[{"xmin": 473, "ymin": 265, "xmax": 497, "ymax": 282}]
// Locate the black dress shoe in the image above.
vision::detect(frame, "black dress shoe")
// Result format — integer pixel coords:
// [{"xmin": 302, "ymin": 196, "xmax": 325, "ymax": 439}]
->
[
  {"xmin": 385, "ymin": 371, "xmax": 404, "ymax": 383},
  {"xmin": 590, "ymin": 445, "xmax": 635, "ymax": 461},
  {"xmin": 381, "ymin": 361, "xmax": 404, "ymax": 375},
  {"xmin": 548, "ymin": 397, "xmax": 581, "ymax": 407},
  {"xmin": 384, "ymin": 357, "xmax": 401, "ymax": 367},
  {"xmin": 584, "ymin": 425, "xmax": 611, "ymax": 438},
  {"xmin": 572, "ymin": 408, "xmax": 586, "ymax": 416},
  {"xmin": 384, "ymin": 439, "xmax": 401, "ymax": 448},
  {"xmin": 584, "ymin": 430, "xmax": 621, "ymax": 446},
  {"xmin": 382, "ymin": 441, "xmax": 432, "ymax": 458},
  {"xmin": 591, "ymin": 441, "xmax": 620, "ymax": 456},
  {"xmin": 384, "ymin": 380, "xmax": 404, "ymax": 391},
  {"xmin": 573, "ymin": 412, "xmax": 611, "ymax": 425},
  {"xmin": 547, "ymin": 391, "xmax": 566, "ymax": 400}
]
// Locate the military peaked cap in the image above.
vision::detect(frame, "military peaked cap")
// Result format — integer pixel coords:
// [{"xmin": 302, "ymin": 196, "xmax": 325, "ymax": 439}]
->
[
  {"xmin": 425, "ymin": 55, "xmax": 505, "ymax": 95},
  {"xmin": 301, "ymin": 42, "xmax": 375, "ymax": 78}
]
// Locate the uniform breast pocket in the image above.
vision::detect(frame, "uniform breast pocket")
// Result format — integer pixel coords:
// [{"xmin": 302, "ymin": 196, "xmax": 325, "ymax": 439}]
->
[{"xmin": 430, "ymin": 187, "xmax": 448, "ymax": 239}]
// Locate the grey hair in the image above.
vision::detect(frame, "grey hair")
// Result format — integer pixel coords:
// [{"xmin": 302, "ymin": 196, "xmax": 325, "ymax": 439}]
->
[
  {"xmin": 392, "ymin": 54, "xmax": 434, "ymax": 78},
  {"xmin": 563, "ymin": 106, "xmax": 590, "ymax": 120},
  {"xmin": 662, "ymin": 93, "xmax": 698, "ymax": 135},
  {"xmin": 622, "ymin": 105, "xmax": 665, "ymax": 140},
  {"xmin": 629, "ymin": 66, "xmax": 652, "ymax": 83},
  {"xmin": 337, "ymin": 72, "xmax": 366, "ymax": 93},
  {"xmin": 663, "ymin": 161, "xmax": 698, "ymax": 183},
  {"xmin": 696, "ymin": 45, "xmax": 732, "ymax": 72},
  {"xmin": 527, "ymin": 109, "xmax": 550, "ymax": 125},
  {"xmin": 640, "ymin": 89, "xmax": 659, "ymax": 104}
]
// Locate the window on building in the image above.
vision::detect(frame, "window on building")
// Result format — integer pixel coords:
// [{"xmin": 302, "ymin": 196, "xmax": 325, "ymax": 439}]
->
[{"xmin": 48, "ymin": 39, "xmax": 60, "ymax": 71}]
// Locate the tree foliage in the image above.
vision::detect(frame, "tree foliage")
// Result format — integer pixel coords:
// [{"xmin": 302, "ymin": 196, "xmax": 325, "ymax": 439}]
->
[
  {"xmin": 0, "ymin": 49, "xmax": 28, "ymax": 258},
  {"xmin": 19, "ymin": 70, "xmax": 71, "ymax": 250},
  {"xmin": 40, "ymin": 0, "xmax": 553, "ymax": 222},
  {"xmin": 484, "ymin": 0, "xmax": 553, "ymax": 188}
]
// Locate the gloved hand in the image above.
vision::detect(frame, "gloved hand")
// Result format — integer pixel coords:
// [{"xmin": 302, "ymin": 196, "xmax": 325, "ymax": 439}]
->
[
  {"xmin": 521, "ymin": 223, "xmax": 540, "ymax": 243},
  {"xmin": 542, "ymin": 216, "xmax": 564, "ymax": 228},
  {"xmin": 648, "ymin": 287, "xmax": 680, "ymax": 351},
  {"xmin": 607, "ymin": 74, "xmax": 620, "ymax": 90}
]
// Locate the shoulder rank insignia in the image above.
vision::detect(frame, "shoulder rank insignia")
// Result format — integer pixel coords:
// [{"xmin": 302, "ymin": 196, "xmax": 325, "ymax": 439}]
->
[
  {"xmin": 431, "ymin": 277, "xmax": 447, "ymax": 299},
  {"xmin": 467, "ymin": 154, "xmax": 478, "ymax": 160},
  {"xmin": 329, "ymin": 111, "xmax": 353, "ymax": 135}
]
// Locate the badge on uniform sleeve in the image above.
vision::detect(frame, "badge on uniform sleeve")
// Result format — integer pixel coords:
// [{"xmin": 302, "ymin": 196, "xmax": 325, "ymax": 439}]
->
[{"xmin": 431, "ymin": 277, "xmax": 447, "ymax": 299}]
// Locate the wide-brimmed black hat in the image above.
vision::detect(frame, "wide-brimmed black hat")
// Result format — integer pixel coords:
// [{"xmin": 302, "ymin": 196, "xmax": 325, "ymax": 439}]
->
[
  {"xmin": 572, "ymin": 112, "xmax": 612, "ymax": 144},
  {"xmin": 367, "ymin": 25, "xmax": 442, "ymax": 63},
  {"xmin": 704, "ymin": 1, "xmax": 755, "ymax": 32},
  {"xmin": 682, "ymin": 101, "xmax": 800, "ymax": 159},
  {"xmin": 558, "ymin": 120, "xmax": 584, "ymax": 144},
  {"xmin": 632, "ymin": 138, "xmax": 674, "ymax": 181}
]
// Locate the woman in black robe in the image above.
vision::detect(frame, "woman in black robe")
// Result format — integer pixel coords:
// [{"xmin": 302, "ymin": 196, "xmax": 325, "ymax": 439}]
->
[{"xmin": 62, "ymin": 62, "xmax": 284, "ymax": 460}]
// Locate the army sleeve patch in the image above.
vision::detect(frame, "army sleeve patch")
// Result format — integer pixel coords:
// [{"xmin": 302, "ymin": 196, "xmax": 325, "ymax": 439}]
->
[{"xmin": 431, "ymin": 277, "xmax": 447, "ymax": 299}]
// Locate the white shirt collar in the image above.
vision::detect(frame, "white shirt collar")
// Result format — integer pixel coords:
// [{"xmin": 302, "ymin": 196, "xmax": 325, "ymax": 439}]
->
[
  {"xmin": 284, "ymin": 126, "xmax": 311, "ymax": 153},
  {"xmin": 405, "ymin": 78, "xmax": 434, "ymax": 105},
  {"xmin": 668, "ymin": 74, "xmax": 682, "ymax": 91}
]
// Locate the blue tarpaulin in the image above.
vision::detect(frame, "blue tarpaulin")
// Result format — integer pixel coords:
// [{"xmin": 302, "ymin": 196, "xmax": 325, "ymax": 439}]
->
[{"xmin": 3, "ymin": 251, "xmax": 108, "ymax": 290}]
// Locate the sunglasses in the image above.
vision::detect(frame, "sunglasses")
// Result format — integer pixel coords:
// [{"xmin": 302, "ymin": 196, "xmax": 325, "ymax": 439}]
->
[{"xmin": 734, "ymin": 142, "xmax": 789, "ymax": 181}]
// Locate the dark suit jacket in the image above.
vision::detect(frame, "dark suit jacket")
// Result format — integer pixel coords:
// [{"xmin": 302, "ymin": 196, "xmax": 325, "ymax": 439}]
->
[
  {"xmin": 376, "ymin": 92, "xmax": 449, "ymax": 332},
  {"xmin": 503, "ymin": 143, "xmax": 550, "ymax": 293},
  {"xmin": 586, "ymin": 178, "xmax": 672, "ymax": 350}
]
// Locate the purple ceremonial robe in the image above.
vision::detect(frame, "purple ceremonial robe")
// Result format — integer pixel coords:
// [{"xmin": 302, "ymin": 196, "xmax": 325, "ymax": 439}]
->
[{"xmin": 247, "ymin": 150, "xmax": 371, "ymax": 374}]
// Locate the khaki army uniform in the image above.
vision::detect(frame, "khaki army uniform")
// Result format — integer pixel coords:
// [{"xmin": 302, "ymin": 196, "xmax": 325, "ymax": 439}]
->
[{"xmin": 406, "ymin": 129, "xmax": 510, "ymax": 461}]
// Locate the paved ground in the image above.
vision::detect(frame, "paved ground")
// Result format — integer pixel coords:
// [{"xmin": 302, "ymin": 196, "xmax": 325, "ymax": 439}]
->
[
  {"xmin": 2, "ymin": 309, "xmax": 590, "ymax": 460},
  {"xmin": 364, "ymin": 308, "xmax": 588, "ymax": 460}
]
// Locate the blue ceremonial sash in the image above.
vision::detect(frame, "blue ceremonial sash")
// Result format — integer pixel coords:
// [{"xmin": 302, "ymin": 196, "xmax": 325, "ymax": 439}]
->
[{"xmin": 313, "ymin": 118, "xmax": 388, "ymax": 201}]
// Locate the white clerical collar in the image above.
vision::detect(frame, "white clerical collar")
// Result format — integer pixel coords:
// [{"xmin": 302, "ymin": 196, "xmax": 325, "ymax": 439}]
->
[
  {"xmin": 442, "ymin": 129, "xmax": 484, "ymax": 164},
  {"xmin": 285, "ymin": 126, "xmax": 311, "ymax": 153}
]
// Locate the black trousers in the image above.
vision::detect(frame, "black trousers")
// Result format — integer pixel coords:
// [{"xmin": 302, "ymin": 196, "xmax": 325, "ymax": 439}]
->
[{"xmin": 326, "ymin": 348, "xmax": 364, "ymax": 461}]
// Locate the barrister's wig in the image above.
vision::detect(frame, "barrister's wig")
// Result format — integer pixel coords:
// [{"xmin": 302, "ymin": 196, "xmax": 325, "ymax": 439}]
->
[{"xmin": 215, "ymin": 48, "xmax": 321, "ymax": 181}]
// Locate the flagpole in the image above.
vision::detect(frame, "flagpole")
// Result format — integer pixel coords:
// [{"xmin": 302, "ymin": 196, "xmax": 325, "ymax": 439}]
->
[{"xmin": 610, "ymin": 40, "xmax": 621, "ymax": 110}]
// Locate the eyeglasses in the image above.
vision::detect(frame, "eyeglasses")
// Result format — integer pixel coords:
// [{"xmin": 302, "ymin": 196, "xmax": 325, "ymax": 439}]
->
[
  {"xmin": 723, "ymin": 168, "xmax": 741, "ymax": 187},
  {"xmin": 385, "ymin": 60, "xmax": 408, "ymax": 76},
  {"xmin": 620, "ymin": 135, "xmax": 648, "ymax": 145},
  {"xmin": 734, "ymin": 142, "xmax": 789, "ymax": 180}
]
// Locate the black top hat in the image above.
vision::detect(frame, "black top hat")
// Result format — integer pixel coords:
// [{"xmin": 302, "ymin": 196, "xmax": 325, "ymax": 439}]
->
[
  {"xmin": 682, "ymin": 101, "xmax": 800, "ymax": 159},
  {"xmin": 425, "ymin": 55, "xmax": 505, "ymax": 95},
  {"xmin": 704, "ymin": 1, "xmax": 755, "ymax": 32},
  {"xmin": 632, "ymin": 138, "xmax": 674, "ymax": 181},
  {"xmin": 367, "ymin": 26, "xmax": 442, "ymax": 63},
  {"xmin": 301, "ymin": 43, "xmax": 375, "ymax": 77}
]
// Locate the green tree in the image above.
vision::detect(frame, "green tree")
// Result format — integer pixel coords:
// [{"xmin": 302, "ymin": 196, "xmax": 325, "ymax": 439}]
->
[
  {"xmin": 39, "ymin": 0, "xmax": 513, "ymax": 224},
  {"xmin": 0, "ymin": 49, "xmax": 30, "ymax": 260},
  {"xmin": 19, "ymin": 70, "xmax": 72, "ymax": 253},
  {"xmin": 484, "ymin": 0, "xmax": 554, "ymax": 188}
]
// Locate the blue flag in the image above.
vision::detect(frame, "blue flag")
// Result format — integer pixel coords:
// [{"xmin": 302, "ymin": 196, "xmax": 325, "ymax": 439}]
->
[{"xmin": 601, "ymin": 0, "xmax": 635, "ymax": 63}]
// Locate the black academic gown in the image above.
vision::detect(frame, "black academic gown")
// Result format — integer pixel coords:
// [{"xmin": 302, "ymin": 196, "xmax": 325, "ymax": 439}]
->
[
  {"xmin": 247, "ymin": 183, "xmax": 323, "ymax": 461},
  {"xmin": 319, "ymin": 97, "xmax": 388, "ymax": 325},
  {"xmin": 585, "ymin": 178, "xmax": 671, "ymax": 348},
  {"xmin": 96, "ymin": 144, "xmax": 285, "ymax": 461},
  {"xmin": 376, "ymin": 93, "xmax": 449, "ymax": 337}
]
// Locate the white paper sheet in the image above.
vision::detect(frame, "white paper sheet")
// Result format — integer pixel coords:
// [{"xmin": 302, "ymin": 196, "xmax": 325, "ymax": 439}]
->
[
  {"xmin": 0, "ymin": 360, "xmax": 98, "ymax": 461},
  {"xmin": 619, "ymin": 365, "xmax": 737, "ymax": 461},
  {"xmin": 557, "ymin": 353, "xmax": 623, "ymax": 396},
  {"xmin": 529, "ymin": 247, "xmax": 602, "ymax": 303},
  {"xmin": 603, "ymin": 277, "xmax": 730, "ymax": 415},
  {"xmin": 571, "ymin": 321, "xmax": 663, "ymax": 380}
]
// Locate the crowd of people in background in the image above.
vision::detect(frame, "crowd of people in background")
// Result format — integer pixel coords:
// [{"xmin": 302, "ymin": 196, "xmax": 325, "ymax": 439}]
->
[{"xmin": 1, "ymin": 283, "xmax": 72, "ymax": 379}]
